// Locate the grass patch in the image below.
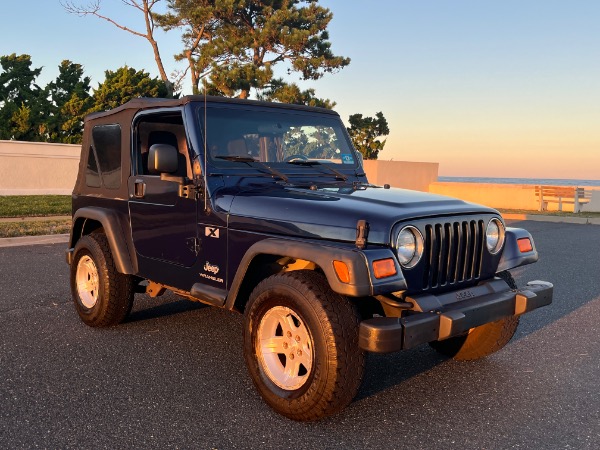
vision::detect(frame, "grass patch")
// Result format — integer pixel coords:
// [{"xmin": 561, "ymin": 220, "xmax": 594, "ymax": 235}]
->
[
  {"xmin": 0, "ymin": 219, "xmax": 71, "ymax": 238},
  {"xmin": 0, "ymin": 195, "xmax": 71, "ymax": 217},
  {"xmin": 498, "ymin": 208, "xmax": 600, "ymax": 218}
]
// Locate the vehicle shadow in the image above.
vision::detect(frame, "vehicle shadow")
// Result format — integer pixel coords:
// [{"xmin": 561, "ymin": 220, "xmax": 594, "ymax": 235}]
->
[
  {"xmin": 355, "ymin": 347, "xmax": 447, "ymax": 401},
  {"xmin": 504, "ymin": 220, "xmax": 600, "ymax": 340},
  {"xmin": 127, "ymin": 294, "xmax": 209, "ymax": 323}
]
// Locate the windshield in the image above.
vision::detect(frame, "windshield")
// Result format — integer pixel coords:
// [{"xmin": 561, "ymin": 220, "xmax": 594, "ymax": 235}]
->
[{"xmin": 199, "ymin": 106, "xmax": 358, "ymax": 168}]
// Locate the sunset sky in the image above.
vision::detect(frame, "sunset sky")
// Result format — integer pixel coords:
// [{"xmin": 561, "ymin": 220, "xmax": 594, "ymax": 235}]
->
[{"xmin": 2, "ymin": 1, "xmax": 599, "ymax": 180}]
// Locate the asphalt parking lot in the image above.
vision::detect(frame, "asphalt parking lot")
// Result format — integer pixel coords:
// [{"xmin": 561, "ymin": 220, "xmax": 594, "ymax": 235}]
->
[{"xmin": 1, "ymin": 220, "xmax": 599, "ymax": 449}]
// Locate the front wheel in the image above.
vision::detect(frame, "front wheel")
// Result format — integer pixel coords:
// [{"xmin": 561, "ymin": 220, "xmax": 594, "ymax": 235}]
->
[
  {"xmin": 243, "ymin": 271, "xmax": 365, "ymax": 421},
  {"xmin": 429, "ymin": 271, "xmax": 520, "ymax": 361}
]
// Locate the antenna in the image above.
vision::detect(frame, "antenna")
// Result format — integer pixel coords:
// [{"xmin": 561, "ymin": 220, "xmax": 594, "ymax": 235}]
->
[{"xmin": 203, "ymin": 77, "xmax": 208, "ymax": 213}]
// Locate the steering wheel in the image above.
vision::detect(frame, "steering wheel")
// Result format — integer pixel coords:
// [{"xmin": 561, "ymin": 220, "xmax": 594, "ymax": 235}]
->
[{"xmin": 284, "ymin": 154, "xmax": 309, "ymax": 162}]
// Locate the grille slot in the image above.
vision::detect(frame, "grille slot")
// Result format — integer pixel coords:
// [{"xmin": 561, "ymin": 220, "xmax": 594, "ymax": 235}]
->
[{"xmin": 423, "ymin": 219, "xmax": 485, "ymax": 289}]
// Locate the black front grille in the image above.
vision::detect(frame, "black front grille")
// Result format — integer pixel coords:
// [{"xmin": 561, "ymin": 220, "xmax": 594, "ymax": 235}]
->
[{"xmin": 422, "ymin": 219, "xmax": 485, "ymax": 290}]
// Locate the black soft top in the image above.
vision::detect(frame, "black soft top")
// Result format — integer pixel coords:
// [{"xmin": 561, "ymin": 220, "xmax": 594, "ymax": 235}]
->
[{"xmin": 86, "ymin": 95, "xmax": 339, "ymax": 121}]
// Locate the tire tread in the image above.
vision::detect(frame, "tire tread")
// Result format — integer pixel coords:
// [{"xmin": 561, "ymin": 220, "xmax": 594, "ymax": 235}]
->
[
  {"xmin": 71, "ymin": 233, "xmax": 134, "ymax": 327},
  {"xmin": 244, "ymin": 270, "xmax": 365, "ymax": 421}
]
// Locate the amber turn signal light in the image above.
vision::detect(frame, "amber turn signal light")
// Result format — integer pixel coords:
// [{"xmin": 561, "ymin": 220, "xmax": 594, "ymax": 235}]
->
[
  {"xmin": 333, "ymin": 260, "xmax": 351, "ymax": 283},
  {"xmin": 517, "ymin": 237, "xmax": 533, "ymax": 253},
  {"xmin": 372, "ymin": 258, "xmax": 397, "ymax": 279}
]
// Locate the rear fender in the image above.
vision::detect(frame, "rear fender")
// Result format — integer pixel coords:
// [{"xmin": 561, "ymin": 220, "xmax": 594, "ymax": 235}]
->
[{"xmin": 66, "ymin": 207, "xmax": 137, "ymax": 274}]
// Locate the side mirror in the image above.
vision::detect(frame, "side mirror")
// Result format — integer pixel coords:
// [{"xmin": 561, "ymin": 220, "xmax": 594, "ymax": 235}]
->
[{"xmin": 148, "ymin": 143, "xmax": 178, "ymax": 174}]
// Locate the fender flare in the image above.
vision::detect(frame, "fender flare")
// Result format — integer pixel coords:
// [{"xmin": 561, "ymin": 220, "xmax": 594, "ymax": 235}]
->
[
  {"xmin": 224, "ymin": 238, "xmax": 407, "ymax": 309},
  {"xmin": 67, "ymin": 207, "xmax": 138, "ymax": 275},
  {"xmin": 497, "ymin": 227, "xmax": 539, "ymax": 272}
]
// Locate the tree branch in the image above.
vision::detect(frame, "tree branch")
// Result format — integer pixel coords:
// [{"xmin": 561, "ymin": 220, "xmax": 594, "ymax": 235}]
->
[{"xmin": 61, "ymin": 0, "xmax": 147, "ymax": 38}]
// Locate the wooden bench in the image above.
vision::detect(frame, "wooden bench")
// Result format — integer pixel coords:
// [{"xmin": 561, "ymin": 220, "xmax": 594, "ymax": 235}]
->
[{"xmin": 535, "ymin": 186, "xmax": 591, "ymax": 213}]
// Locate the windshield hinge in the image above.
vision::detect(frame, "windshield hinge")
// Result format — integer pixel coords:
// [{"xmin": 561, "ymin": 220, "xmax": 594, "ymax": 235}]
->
[
  {"xmin": 356, "ymin": 220, "xmax": 369, "ymax": 250},
  {"xmin": 179, "ymin": 183, "xmax": 202, "ymax": 199}
]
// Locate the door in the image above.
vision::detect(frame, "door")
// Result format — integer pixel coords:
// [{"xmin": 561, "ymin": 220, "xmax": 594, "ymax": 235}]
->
[{"xmin": 128, "ymin": 111, "xmax": 198, "ymax": 268}]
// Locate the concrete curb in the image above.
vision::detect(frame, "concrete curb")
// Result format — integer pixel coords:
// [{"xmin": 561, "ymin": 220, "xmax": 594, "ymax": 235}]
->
[
  {"xmin": 502, "ymin": 213, "xmax": 600, "ymax": 225},
  {"xmin": 0, "ymin": 234, "xmax": 69, "ymax": 248}
]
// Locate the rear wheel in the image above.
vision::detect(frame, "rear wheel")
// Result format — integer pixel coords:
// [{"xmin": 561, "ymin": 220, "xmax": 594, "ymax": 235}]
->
[
  {"xmin": 429, "ymin": 271, "xmax": 520, "ymax": 361},
  {"xmin": 243, "ymin": 270, "xmax": 365, "ymax": 421},
  {"xmin": 70, "ymin": 233, "xmax": 134, "ymax": 327}
]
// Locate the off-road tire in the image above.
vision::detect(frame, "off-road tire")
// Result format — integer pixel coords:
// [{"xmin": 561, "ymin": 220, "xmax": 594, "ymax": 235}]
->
[
  {"xmin": 429, "ymin": 271, "xmax": 520, "ymax": 361},
  {"xmin": 243, "ymin": 270, "xmax": 365, "ymax": 421},
  {"xmin": 70, "ymin": 233, "xmax": 134, "ymax": 327}
]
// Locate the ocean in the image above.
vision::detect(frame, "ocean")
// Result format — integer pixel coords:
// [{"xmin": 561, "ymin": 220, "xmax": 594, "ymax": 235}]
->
[{"xmin": 438, "ymin": 177, "xmax": 600, "ymax": 187}]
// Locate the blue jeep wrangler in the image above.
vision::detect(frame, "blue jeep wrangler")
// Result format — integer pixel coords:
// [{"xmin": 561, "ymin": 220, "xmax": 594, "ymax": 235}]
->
[{"xmin": 66, "ymin": 96, "xmax": 552, "ymax": 421}]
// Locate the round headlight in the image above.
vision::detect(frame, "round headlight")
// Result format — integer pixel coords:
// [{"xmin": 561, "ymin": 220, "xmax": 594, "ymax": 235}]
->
[
  {"xmin": 396, "ymin": 226, "xmax": 424, "ymax": 268},
  {"xmin": 486, "ymin": 218, "xmax": 505, "ymax": 254}
]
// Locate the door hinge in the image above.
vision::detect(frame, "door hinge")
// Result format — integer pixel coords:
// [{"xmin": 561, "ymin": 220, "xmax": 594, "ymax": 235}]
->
[{"xmin": 187, "ymin": 237, "xmax": 201, "ymax": 255}]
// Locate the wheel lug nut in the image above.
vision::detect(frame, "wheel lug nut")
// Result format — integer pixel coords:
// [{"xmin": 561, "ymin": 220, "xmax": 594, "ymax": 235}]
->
[
  {"xmin": 283, "ymin": 342, "xmax": 288, "ymax": 349},
  {"xmin": 287, "ymin": 331, "xmax": 292, "ymax": 338},
  {"xmin": 289, "ymin": 353, "xmax": 295, "ymax": 360},
  {"xmin": 295, "ymin": 335, "xmax": 300, "ymax": 342},
  {"xmin": 297, "ymin": 350, "xmax": 302, "ymax": 356}
]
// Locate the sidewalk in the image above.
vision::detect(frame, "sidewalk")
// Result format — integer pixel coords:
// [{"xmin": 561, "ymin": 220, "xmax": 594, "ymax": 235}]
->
[
  {"xmin": 0, "ymin": 234, "xmax": 69, "ymax": 248},
  {"xmin": 502, "ymin": 213, "xmax": 600, "ymax": 225},
  {"xmin": 0, "ymin": 215, "xmax": 71, "ymax": 223}
]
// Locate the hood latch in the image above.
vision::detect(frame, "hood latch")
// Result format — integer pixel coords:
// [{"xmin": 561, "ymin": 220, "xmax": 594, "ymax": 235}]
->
[{"xmin": 355, "ymin": 220, "xmax": 369, "ymax": 250}]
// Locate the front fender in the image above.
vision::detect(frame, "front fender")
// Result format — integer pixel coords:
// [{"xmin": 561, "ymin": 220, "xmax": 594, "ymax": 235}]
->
[
  {"xmin": 497, "ymin": 227, "xmax": 539, "ymax": 272},
  {"xmin": 224, "ymin": 238, "xmax": 407, "ymax": 309}
]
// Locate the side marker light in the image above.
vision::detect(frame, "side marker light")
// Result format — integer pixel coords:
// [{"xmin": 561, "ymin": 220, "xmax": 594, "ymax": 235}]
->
[{"xmin": 333, "ymin": 260, "xmax": 350, "ymax": 283}]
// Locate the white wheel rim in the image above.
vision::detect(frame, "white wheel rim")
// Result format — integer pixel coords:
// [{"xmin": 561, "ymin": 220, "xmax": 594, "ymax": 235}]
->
[
  {"xmin": 76, "ymin": 255, "xmax": 99, "ymax": 309},
  {"xmin": 256, "ymin": 306, "xmax": 313, "ymax": 391}
]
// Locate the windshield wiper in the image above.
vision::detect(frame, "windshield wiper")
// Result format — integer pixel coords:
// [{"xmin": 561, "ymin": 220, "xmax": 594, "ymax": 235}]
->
[
  {"xmin": 215, "ymin": 156, "xmax": 289, "ymax": 183},
  {"xmin": 286, "ymin": 160, "xmax": 348, "ymax": 181}
]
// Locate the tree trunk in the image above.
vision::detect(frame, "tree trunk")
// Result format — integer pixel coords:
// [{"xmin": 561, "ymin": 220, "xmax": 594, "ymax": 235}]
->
[
  {"xmin": 143, "ymin": 0, "xmax": 174, "ymax": 97},
  {"xmin": 149, "ymin": 38, "xmax": 174, "ymax": 97}
]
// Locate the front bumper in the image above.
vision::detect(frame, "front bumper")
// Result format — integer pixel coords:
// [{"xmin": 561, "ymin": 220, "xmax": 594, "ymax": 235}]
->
[{"xmin": 358, "ymin": 279, "xmax": 553, "ymax": 353}]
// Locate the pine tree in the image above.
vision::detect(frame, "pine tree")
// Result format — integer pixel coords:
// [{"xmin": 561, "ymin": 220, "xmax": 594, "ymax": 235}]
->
[
  {"xmin": 347, "ymin": 112, "xmax": 390, "ymax": 160},
  {"xmin": 163, "ymin": 0, "xmax": 349, "ymax": 99},
  {"xmin": 0, "ymin": 53, "xmax": 48, "ymax": 141},
  {"xmin": 91, "ymin": 66, "xmax": 169, "ymax": 112},
  {"xmin": 45, "ymin": 60, "xmax": 93, "ymax": 143}
]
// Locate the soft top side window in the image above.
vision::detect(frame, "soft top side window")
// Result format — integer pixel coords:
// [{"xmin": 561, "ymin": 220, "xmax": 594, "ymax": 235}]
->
[{"xmin": 89, "ymin": 124, "xmax": 122, "ymax": 189}]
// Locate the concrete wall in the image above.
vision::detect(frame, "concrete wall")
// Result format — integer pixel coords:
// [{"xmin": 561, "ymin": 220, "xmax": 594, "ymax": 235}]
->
[
  {"xmin": 363, "ymin": 160, "xmax": 439, "ymax": 192},
  {"xmin": 582, "ymin": 191, "xmax": 600, "ymax": 212},
  {"xmin": 2, "ymin": 140, "xmax": 598, "ymax": 213},
  {"xmin": 429, "ymin": 181, "xmax": 600, "ymax": 212},
  {"xmin": 0, "ymin": 140, "xmax": 80, "ymax": 195},
  {"xmin": 0, "ymin": 140, "xmax": 440, "ymax": 195}
]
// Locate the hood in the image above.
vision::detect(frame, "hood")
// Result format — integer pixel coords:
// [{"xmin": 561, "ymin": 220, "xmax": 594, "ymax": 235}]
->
[{"xmin": 225, "ymin": 184, "xmax": 497, "ymax": 245}]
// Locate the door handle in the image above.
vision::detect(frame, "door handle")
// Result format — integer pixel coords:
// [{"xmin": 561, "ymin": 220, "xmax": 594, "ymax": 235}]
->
[{"xmin": 134, "ymin": 179, "xmax": 146, "ymax": 198}]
